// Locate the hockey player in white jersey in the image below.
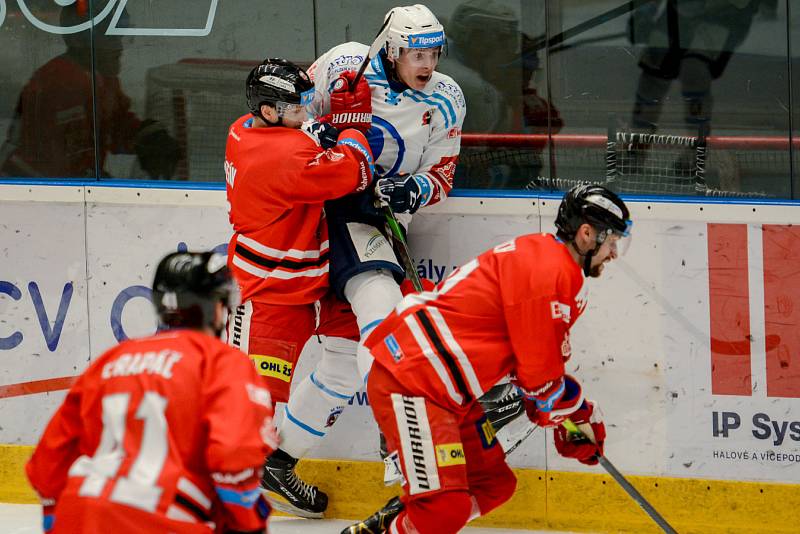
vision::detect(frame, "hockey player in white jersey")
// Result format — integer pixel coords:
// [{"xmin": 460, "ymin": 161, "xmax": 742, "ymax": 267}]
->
[{"xmin": 260, "ymin": 4, "xmax": 467, "ymax": 519}]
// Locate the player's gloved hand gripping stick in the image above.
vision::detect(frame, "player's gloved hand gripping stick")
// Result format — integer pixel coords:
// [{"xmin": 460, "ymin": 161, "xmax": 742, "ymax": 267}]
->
[{"xmin": 562, "ymin": 419, "xmax": 680, "ymax": 534}]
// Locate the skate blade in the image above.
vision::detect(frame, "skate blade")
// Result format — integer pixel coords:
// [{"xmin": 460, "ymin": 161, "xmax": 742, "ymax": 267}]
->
[
  {"xmin": 340, "ymin": 524, "xmax": 370, "ymax": 534},
  {"xmin": 262, "ymin": 488, "xmax": 324, "ymax": 519}
]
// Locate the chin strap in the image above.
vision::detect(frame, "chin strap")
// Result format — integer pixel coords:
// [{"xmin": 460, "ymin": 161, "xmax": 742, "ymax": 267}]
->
[
  {"xmin": 571, "ymin": 238, "xmax": 602, "ymax": 277},
  {"xmin": 582, "ymin": 250, "xmax": 594, "ymax": 277}
]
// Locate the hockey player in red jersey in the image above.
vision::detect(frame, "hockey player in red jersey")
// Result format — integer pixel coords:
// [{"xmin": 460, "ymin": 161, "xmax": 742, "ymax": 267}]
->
[
  {"xmin": 26, "ymin": 251, "xmax": 277, "ymax": 534},
  {"xmin": 0, "ymin": 5, "xmax": 180, "ymax": 179},
  {"xmin": 346, "ymin": 185, "xmax": 631, "ymax": 534},
  {"xmin": 224, "ymin": 58, "xmax": 374, "ymax": 517}
]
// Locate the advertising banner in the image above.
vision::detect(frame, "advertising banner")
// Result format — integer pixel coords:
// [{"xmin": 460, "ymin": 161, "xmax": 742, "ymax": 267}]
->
[{"xmin": 1, "ymin": 187, "xmax": 799, "ymax": 484}]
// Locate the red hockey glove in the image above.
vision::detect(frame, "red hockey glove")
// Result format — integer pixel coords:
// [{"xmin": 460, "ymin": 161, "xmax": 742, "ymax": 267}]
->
[
  {"xmin": 325, "ymin": 71, "xmax": 372, "ymax": 132},
  {"xmin": 553, "ymin": 400, "xmax": 606, "ymax": 465},
  {"xmin": 521, "ymin": 374, "xmax": 584, "ymax": 428}
]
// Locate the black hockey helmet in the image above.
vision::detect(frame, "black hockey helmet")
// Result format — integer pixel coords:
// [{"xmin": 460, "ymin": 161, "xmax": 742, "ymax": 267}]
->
[
  {"xmin": 246, "ymin": 58, "xmax": 314, "ymax": 119},
  {"xmin": 555, "ymin": 184, "xmax": 631, "ymax": 242},
  {"xmin": 152, "ymin": 251, "xmax": 238, "ymax": 335},
  {"xmin": 555, "ymin": 184, "xmax": 631, "ymax": 277}
]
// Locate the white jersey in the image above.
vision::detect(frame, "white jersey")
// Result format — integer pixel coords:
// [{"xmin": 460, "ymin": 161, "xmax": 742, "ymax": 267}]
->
[{"xmin": 308, "ymin": 42, "xmax": 466, "ymax": 210}]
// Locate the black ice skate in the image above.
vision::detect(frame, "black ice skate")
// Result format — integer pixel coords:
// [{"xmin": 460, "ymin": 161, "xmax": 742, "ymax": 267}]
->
[
  {"xmin": 261, "ymin": 452, "xmax": 328, "ymax": 519},
  {"xmin": 340, "ymin": 496, "xmax": 404, "ymax": 534}
]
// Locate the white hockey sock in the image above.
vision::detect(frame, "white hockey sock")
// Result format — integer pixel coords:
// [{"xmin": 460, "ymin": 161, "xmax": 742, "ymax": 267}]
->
[
  {"xmin": 344, "ymin": 269, "xmax": 403, "ymax": 379},
  {"xmin": 279, "ymin": 336, "xmax": 360, "ymax": 459}
]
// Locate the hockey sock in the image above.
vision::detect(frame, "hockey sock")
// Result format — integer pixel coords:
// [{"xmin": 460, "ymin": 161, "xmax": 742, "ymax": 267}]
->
[{"xmin": 278, "ymin": 336, "xmax": 361, "ymax": 459}]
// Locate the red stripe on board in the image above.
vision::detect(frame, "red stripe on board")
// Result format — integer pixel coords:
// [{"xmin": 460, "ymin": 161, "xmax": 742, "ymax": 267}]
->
[
  {"xmin": 762, "ymin": 225, "xmax": 800, "ymax": 398},
  {"xmin": 707, "ymin": 224, "xmax": 752, "ymax": 395},
  {"xmin": 0, "ymin": 376, "xmax": 76, "ymax": 399}
]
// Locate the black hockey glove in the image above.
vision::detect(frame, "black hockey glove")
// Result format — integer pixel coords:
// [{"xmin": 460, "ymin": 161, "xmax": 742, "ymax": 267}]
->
[
  {"xmin": 302, "ymin": 120, "xmax": 339, "ymax": 150},
  {"xmin": 478, "ymin": 382, "xmax": 525, "ymax": 433},
  {"xmin": 134, "ymin": 120, "xmax": 181, "ymax": 179},
  {"xmin": 375, "ymin": 174, "xmax": 427, "ymax": 214}
]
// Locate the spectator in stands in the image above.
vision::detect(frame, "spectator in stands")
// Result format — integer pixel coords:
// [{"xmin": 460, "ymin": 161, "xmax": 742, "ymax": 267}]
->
[
  {"xmin": 439, "ymin": 0, "xmax": 561, "ymax": 189},
  {"xmin": 629, "ymin": 0, "xmax": 768, "ymax": 135},
  {"xmin": 0, "ymin": 4, "xmax": 180, "ymax": 179}
]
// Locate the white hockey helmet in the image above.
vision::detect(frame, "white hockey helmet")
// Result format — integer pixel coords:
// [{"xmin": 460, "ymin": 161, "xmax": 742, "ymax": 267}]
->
[{"xmin": 383, "ymin": 4, "xmax": 446, "ymax": 61}]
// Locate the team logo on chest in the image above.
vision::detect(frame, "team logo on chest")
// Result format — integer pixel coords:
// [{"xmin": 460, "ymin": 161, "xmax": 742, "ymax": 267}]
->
[{"xmin": 421, "ymin": 109, "xmax": 433, "ymax": 126}]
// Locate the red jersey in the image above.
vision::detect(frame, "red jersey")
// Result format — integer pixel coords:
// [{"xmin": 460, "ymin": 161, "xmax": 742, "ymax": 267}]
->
[
  {"xmin": 365, "ymin": 233, "xmax": 587, "ymax": 411},
  {"xmin": 26, "ymin": 329, "xmax": 276, "ymax": 534},
  {"xmin": 225, "ymin": 115, "xmax": 371, "ymax": 305},
  {"xmin": 1, "ymin": 55, "xmax": 140, "ymax": 178}
]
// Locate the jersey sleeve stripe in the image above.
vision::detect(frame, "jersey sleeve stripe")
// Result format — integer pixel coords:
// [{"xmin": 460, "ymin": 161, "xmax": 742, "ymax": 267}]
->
[
  {"xmin": 405, "ymin": 92, "xmax": 451, "ymax": 129},
  {"xmin": 428, "ymin": 92, "xmax": 458, "ymax": 125},
  {"xmin": 177, "ymin": 476, "xmax": 212, "ymax": 510},
  {"xmin": 173, "ymin": 493, "xmax": 212, "ymax": 522},
  {"xmin": 166, "ymin": 505, "xmax": 199, "ymax": 523}
]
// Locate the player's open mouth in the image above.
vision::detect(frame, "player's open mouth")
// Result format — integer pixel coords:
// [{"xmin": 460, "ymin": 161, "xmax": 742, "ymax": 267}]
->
[{"xmin": 417, "ymin": 74, "xmax": 431, "ymax": 83}]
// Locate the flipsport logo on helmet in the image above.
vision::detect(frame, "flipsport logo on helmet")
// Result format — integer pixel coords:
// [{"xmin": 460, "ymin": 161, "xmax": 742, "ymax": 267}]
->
[{"xmin": 408, "ymin": 31, "xmax": 445, "ymax": 48}]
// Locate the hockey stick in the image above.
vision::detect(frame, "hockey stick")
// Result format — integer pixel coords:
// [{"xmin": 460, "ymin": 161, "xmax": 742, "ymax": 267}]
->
[
  {"xmin": 383, "ymin": 205, "xmax": 424, "ymax": 292},
  {"xmin": 350, "ymin": 11, "xmax": 395, "ymax": 90},
  {"xmin": 562, "ymin": 420, "xmax": 679, "ymax": 534}
]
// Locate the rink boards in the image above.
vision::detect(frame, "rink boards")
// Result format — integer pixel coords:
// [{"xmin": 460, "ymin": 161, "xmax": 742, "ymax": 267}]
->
[{"xmin": 1, "ymin": 183, "xmax": 799, "ymax": 532}]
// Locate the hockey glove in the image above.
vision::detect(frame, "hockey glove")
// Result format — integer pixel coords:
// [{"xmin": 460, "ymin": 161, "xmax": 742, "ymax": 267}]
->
[
  {"xmin": 553, "ymin": 400, "xmax": 606, "ymax": 465},
  {"xmin": 478, "ymin": 382, "xmax": 525, "ymax": 433},
  {"xmin": 325, "ymin": 71, "xmax": 372, "ymax": 132},
  {"xmin": 134, "ymin": 119, "xmax": 181, "ymax": 179},
  {"xmin": 303, "ymin": 120, "xmax": 339, "ymax": 149},
  {"xmin": 375, "ymin": 174, "xmax": 428, "ymax": 214},
  {"xmin": 521, "ymin": 374, "xmax": 585, "ymax": 428}
]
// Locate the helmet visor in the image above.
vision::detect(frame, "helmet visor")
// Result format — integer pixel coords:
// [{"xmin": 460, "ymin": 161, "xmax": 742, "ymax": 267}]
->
[
  {"xmin": 276, "ymin": 100, "xmax": 309, "ymax": 122},
  {"xmin": 397, "ymin": 47, "xmax": 441, "ymax": 68},
  {"xmin": 599, "ymin": 220, "xmax": 633, "ymax": 257}
]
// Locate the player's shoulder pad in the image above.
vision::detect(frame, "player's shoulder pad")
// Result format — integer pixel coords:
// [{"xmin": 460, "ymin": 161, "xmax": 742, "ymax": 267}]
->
[
  {"xmin": 431, "ymin": 71, "xmax": 466, "ymax": 113},
  {"xmin": 316, "ymin": 42, "xmax": 369, "ymax": 81}
]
